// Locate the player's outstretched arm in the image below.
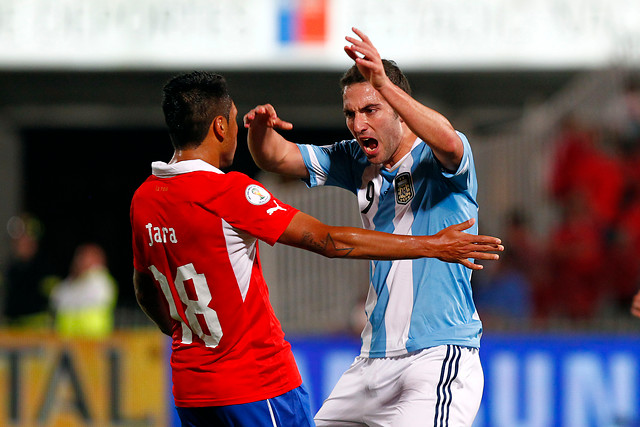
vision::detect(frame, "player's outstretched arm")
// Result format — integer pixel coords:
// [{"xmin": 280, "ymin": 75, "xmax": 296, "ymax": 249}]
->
[
  {"xmin": 133, "ymin": 269, "xmax": 173, "ymax": 336},
  {"xmin": 244, "ymin": 103, "xmax": 309, "ymax": 179},
  {"xmin": 278, "ymin": 213, "xmax": 503, "ymax": 270}
]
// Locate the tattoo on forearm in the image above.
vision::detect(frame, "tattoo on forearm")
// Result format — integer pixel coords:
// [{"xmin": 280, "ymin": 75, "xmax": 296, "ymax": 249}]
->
[{"xmin": 301, "ymin": 232, "xmax": 354, "ymax": 258}]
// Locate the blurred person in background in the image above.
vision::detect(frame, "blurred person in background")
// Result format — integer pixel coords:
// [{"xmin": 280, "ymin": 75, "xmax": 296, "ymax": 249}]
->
[
  {"xmin": 608, "ymin": 127, "xmax": 640, "ymax": 313},
  {"xmin": 49, "ymin": 243, "xmax": 117, "ymax": 339},
  {"xmin": 545, "ymin": 192, "xmax": 605, "ymax": 319},
  {"xmin": 548, "ymin": 116, "xmax": 625, "ymax": 228},
  {"xmin": 548, "ymin": 95, "xmax": 640, "ymax": 317},
  {"xmin": 473, "ymin": 210, "xmax": 535, "ymax": 323},
  {"xmin": 246, "ymin": 27, "xmax": 490, "ymax": 427},
  {"xmin": 131, "ymin": 71, "xmax": 502, "ymax": 427},
  {"xmin": 2, "ymin": 213, "xmax": 58, "ymax": 328},
  {"xmin": 473, "ymin": 250, "xmax": 532, "ymax": 322},
  {"xmin": 499, "ymin": 209, "xmax": 550, "ymax": 322}
]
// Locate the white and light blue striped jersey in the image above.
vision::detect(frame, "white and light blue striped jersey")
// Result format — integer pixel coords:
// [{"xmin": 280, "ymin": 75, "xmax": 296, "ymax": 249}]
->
[{"xmin": 297, "ymin": 132, "xmax": 482, "ymax": 357}]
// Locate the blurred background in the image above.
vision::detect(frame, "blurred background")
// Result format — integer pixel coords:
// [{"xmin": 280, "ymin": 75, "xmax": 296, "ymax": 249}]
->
[{"xmin": 1, "ymin": 0, "xmax": 639, "ymax": 426}]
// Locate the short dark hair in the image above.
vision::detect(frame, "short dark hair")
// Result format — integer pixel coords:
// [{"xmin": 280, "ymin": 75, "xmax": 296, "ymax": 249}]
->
[
  {"xmin": 162, "ymin": 71, "xmax": 232, "ymax": 149},
  {"xmin": 339, "ymin": 59, "xmax": 411, "ymax": 96}
]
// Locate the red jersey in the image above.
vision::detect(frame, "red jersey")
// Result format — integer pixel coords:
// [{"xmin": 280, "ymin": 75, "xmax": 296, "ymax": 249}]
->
[{"xmin": 130, "ymin": 159, "xmax": 301, "ymax": 407}]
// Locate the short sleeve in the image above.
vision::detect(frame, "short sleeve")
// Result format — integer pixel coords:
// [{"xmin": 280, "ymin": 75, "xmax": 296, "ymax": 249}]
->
[
  {"xmin": 441, "ymin": 131, "xmax": 475, "ymax": 193},
  {"xmin": 209, "ymin": 173, "xmax": 299, "ymax": 246},
  {"xmin": 296, "ymin": 141, "xmax": 363, "ymax": 193}
]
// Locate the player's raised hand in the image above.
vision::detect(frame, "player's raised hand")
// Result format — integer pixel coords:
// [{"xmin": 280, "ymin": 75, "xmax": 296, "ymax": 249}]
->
[
  {"xmin": 243, "ymin": 104, "xmax": 293, "ymax": 130},
  {"xmin": 344, "ymin": 27, "xmax": 388, "ymax": 91},
  {"xmin": 431, "ymin": 218, "xmax": 504, "ymax": 270}
]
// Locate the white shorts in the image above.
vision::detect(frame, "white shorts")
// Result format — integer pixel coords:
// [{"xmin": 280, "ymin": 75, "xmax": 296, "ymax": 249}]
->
[{"xmin": 314, "ymin": 345, "xmax": 483, "ymax": 427}]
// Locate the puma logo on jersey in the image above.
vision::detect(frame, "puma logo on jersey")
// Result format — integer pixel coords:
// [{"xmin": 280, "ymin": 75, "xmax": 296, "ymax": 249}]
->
[
  {"xmin": 267, "ymin": 200, "xmax": 287, "ymax": 215},
  {"xmin": 146, "ymin": 223, "xmax": 178, "ymax": 246}
]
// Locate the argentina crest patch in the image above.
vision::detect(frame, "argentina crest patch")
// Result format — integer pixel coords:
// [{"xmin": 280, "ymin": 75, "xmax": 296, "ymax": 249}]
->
[{"xmin": 394, "ymin": 172, "xmax": 414, "ymax": 205}]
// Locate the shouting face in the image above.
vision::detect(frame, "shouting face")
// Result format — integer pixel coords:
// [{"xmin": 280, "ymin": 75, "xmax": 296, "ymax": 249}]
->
[{"xmin": 343, "ymin": 82, "xmax": 405, "ymax": 168}]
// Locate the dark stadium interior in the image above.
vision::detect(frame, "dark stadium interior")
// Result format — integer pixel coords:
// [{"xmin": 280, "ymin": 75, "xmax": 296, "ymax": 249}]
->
[{"xmin": 1, "ymin": 69, "xmax": 579, "ymax": 308}]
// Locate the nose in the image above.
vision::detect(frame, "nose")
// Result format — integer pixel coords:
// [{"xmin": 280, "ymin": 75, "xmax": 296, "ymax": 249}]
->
[{"xmin": 353, "ymin": 112, "xmax": 368, "ymax": 134}]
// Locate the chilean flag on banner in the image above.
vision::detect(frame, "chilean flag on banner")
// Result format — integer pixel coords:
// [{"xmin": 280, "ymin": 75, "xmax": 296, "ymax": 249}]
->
[{"xmin": 278, "ymin": 0, "xmax": 328, "ymax": 44}]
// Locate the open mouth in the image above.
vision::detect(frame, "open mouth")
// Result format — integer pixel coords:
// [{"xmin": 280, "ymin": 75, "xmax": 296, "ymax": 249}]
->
[{"xmin": 360, "ymin": 137, "xmax": 379, "ymax": 155}]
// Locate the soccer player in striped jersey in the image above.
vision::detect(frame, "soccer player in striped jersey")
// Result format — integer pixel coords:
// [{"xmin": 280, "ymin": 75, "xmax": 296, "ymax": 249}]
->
[
  {"xmin": 132, "ymin": 71, "xmax": 501, "ymax": 427},
  {"xmin": 244, "ymin": 28, "xmax": 490, "ymax": 426}
]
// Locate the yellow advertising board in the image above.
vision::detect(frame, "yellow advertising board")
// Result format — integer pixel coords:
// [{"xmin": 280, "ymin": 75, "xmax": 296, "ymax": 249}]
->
[{"xmin": 0, "ymin": 329, "xmax": 168, "ymax": 427}]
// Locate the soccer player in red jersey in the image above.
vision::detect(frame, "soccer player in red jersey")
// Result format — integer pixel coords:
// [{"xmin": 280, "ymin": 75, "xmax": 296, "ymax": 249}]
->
[{"xmin": 130, "ymin": 71, "xmax": 502, "ymax": 427}]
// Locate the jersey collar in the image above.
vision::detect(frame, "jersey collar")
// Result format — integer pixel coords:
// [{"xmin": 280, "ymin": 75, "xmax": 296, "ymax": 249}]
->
[{"xmin": 151, "ymin": 159, "xmax": 222, "ymax": 177}]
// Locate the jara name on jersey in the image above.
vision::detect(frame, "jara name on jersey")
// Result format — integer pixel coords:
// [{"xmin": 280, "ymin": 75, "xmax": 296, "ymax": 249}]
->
[{"xmin": 145, "ymin": 222, "xmax": 177, "ymax": 247}]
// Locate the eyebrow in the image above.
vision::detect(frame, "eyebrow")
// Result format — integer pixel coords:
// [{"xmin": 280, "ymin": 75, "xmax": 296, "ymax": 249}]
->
[{"xmin": 343, "ymin": 103, "xmax": 381, "ymax": 115}]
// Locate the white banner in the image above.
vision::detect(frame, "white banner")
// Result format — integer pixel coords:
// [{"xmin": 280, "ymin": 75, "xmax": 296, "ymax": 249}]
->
[{"xmin": 0, "ymin": 0, "xmax": 638, "ymax": 70}]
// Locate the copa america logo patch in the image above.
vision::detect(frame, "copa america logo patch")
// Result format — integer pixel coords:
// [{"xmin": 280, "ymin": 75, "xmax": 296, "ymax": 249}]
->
[
  {"xmin": 394, "ymin": 172, "xmax": 414, "ymax": 205},
  {"xmin": 245, "ymin": 184, "xmax": 271, "ymax": 205}
]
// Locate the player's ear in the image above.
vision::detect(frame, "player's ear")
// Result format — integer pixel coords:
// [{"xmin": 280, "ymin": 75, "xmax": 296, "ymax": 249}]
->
[{"xmin": 212, "ymin": 116, "xmax": 227, "ymax": 142}]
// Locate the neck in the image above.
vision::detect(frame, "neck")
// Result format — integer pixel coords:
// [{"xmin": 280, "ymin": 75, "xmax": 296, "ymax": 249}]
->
[
  {"xmin": 383, "ymin": 131, "xmax": 416, "ymax": 170},
  {"xmin": 169, "ymin": 145, "xmax": 219, "ymax": 167}
]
